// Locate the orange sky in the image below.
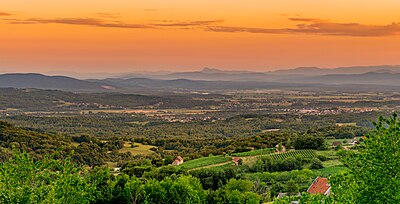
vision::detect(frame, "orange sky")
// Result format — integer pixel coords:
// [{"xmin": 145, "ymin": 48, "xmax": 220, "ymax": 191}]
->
[{"xmin": 1, "ymin": 0, "xmax": 400, "ymax": 73}]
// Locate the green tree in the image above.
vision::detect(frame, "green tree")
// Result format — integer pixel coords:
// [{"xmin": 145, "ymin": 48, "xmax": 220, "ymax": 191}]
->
[
  {"xmin": 0, "ymin": 152, "xmax": 94, "ymax": 204},
  {"xmin": 123, "ymin": 176, "xmax": 143, "ymax": 204},
  {"xmin": 331, "ymin": 114, "xmax": 400, "ymax": 203},
  {"xmin": 224, "ymin": 179, "xmax": 262, "ymax": 204},
  {"xmin": 143, "ymin": 175, "xmax": 206, "ymax": 204},
  {"xmin": 293, "ymin": 135, "xmax": 325, "ymax": 150},
  {"xmin": 309, "ymin": 158, "xmax": 323, "ymax": 169},
  {"xmin": 225, "ymin": 179, "xmax": 253, "ymax": 192},
  {"xmin": 286, "ymin": 180, "xmax": 299, "ymax": 196}
]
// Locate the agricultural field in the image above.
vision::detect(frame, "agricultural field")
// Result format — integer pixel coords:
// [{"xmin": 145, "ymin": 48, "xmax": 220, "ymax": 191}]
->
[
  {"xmin": 267, "ymin": 150, "xmax": 318, "ymax": 161},
  {"xmin": 118, "ymin": 142, "xmax": 157, "ymax": 156},
  {"xmin": 181, "ymin": 149, "xmax": 324, "ymax": 171},
  {"xmin": 232, "ymin": 148, "xmax": 275, "ymax": 157},
  {"xmin": 177, "ymin": 155, "xmax": 232, "ymax": 170},
  {"xmin": 313, "ymin": 166, "xmax": 348, "ymax": 177}
]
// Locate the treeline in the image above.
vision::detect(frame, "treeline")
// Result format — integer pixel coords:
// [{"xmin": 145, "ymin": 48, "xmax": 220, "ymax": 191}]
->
[
  {"xmin": 4, "ymin": 113, "xmax": 367, "ymax": 159},
  {"xmin": 0, "ymin": 122, "xmax": 135, "ymax": 167},
  {"xmin": 1, "ymin": 112, "xmax": 362, "ymax": 164},
  {"xmin": 0, "ymin": 88, "xmax": 221, "ymax": 111}
]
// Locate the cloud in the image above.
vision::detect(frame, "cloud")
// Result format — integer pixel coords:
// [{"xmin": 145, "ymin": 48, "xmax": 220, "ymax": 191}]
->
[
  {"xmin": 2, "ymin": 14, "xmax": 400, "ymax": 37},
  {"xmin": 289, "ymin": 21, "xmax": 400, "ymax": 36},
  {"xmin": 4, "ymin": 17, "xmax": 223, "ymax": 29},
  {"xmin": 288, "ymin": 17, "xmax": 324, "ymax": 22},
  {"xmin": 7, "ymin": 17, "xmax": 153, "ymax": 28},
  {"xmin": 152, "ymin": 19, "xmax": 223, "ymax": 27},
  {"xmin": 0, "ymin": 12, "xmax": 13, "ymax": 16},
  {"xmin": 206, "ymin": 26, "xmax": 284, "ymax": 34},
  {"xmin": 206, "ymin": 18, "xmax": 400, "ymax": 37}
]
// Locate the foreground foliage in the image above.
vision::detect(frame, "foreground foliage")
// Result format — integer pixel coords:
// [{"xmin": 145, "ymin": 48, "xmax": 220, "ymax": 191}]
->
[
  {"xmin": 330, "ymin": 113, "xmax": 400, "ymax": 203},
  {"xmin": 0, "ymin": 153, "xmax": 94, "ymax": 204},
  {"xmin": 0, "ymin": 152, "xmax": 261, "ymax": 204},
  {"xmin": 274, "ymin": 114, "xmax": 400, "ymax": 203}
]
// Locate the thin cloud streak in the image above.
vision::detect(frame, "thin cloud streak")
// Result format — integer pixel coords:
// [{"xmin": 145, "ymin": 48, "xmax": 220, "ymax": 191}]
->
[
  {"xmin": 206, "ymin": 19, "xmax": 400, "ymax": 37},
  {"xmin": 288, "ymin": 17, "xmax": 324, "ymax": 22},
  {"xmin": 152, "ymin": 19, "xmax": 224, "ymax": 27},
  {"xmin": 4, "ymin": 17, "xmax": 222, "ymax": 29},
  {"xmin": 0, "ymin": 12, "xmax": 13, "ymax": 16},
  {"xmin": 290, "ymin": 22, "xmax": 400, "ymax": 36},
  {"xmin": 2, "ymin": 14, "xmax": 400, "ymax": 37},
  {"xmin": 8, "ymin": 17, "xmax": 153, "ymax": 28}
]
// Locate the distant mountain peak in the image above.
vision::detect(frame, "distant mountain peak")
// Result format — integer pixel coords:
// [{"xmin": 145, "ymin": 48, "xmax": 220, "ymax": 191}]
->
[
  {"xmin": 368, "ymin": 69, "xmax": 398, "ymax": 74},
  {"xmin": 200, "ymin": 67, "xmax": 224, "ymax": 73},
  {"xmin": 0, "ymin": 73, "xmax": 114, "ymax": 91},
  {"xmin": 294, "ymin": 67, "xmax": 322, "ymax": 71}
]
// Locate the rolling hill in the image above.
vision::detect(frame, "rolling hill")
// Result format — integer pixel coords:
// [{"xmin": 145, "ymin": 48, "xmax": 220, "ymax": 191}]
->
[
  {"xmin": 282, "ymin": 72, "xmax": 400, "ymax": 86},
  {"xmin": 2, "ymin": 66, "xmax": 400, "ymax": 93},
  {"xmin": 0, "ymin": 73, "xmax": 114, "ymax": 91}
]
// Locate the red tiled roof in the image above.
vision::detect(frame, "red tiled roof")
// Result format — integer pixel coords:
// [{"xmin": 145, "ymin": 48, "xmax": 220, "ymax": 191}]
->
[
  {"xmin": 174, "ymin": 156, "xmax": 183, "ymax": 161},
  {"xmin": 232, "ymin": 157, "xmax": 240, "ymax": 162},
  {"xmin": 307, "ymin": 177, "xmax": 330, "ymax": 195}
]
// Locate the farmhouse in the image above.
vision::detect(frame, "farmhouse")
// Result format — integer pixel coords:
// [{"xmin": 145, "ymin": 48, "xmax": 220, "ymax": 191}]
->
[
  {"xmin": 307, "ymin": 177, "xmax": 331, "ymax": 195},
  {"xmin": 348, "ymin": 139, "xmax": 358, "ymax": 145},
  {"xmin": 275, "ymin": 144, "xmax": 286, "ymax": 153},
  {"xmin": 172, "ymin": 156, "xmax": 184, "ymax": 166},
  {"xmin": 332, "ymin": 141, "xmax": 342, "ymax": 149},
  {"xmin": 232, "ymin": 157, "xmax": 241, "ymax": 166}
]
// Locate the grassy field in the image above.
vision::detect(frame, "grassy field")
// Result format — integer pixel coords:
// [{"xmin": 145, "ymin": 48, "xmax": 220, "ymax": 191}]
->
[
  {"xmin": 128, "ymin": 121, "xmax": 150, "ymax": 125},
  {"xmin": 105, "ymin": 162, "xmax": 118, "ymax": 169},
  {"xmin": 177, "ymin": 148, "xmax": 345, "ymax": 178},
  {"xmin": 316, "ymin": 150, "xmax": 339, "ymax": 160},
  {"xmin": 118, "ymin": 142, "xmax": 157, "ymax": 156},
  {"xmin": 313, "ymin": 166, "xmax": 347, "ymax": 177},
  {"xmin": 184, "ymin": 149, "xmax": 321, "ymax": 170},
  {"xmin": 232, "ymin": 148, "xmax": 274, "ymax": 157},
  {"xmin": 207, "ymin": 162, "xmax": 236, "ymax": 170},
  {"xmin": 268, "ymin": 150, "xmax": 318, "ymax": 161},
  {"xmin": 322, "ymin": 159, "xmax": 343, "ymax": 168},
  {"xmin": 177, "ymin": 155, "xmax": 231, "ymax": 170}
]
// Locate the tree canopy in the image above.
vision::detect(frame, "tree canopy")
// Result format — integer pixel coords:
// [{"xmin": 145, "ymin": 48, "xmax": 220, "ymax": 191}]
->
[{"xmin": 330, "ymin": 113, "xmax": 400, "ymax": 203}]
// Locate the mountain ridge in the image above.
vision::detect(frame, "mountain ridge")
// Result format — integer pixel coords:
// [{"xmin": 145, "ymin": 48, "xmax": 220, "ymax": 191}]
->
[{"xmin": 0, "ymin": 73, "xmax": 114, "ymax": 91}]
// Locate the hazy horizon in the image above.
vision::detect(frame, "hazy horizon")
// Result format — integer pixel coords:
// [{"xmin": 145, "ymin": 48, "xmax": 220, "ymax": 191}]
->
[{"xmin": 2, "ymin": 64, "xmax": 400, "ymax": 75}]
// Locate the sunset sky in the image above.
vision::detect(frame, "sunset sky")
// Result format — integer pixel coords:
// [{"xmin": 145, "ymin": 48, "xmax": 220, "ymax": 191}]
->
[{"xmin": 1, "ymin": 0, "xmax": 400, "ymax": 73}]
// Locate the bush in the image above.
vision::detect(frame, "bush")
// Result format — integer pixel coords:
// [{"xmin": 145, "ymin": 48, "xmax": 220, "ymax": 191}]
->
[
  {"xmin": 310, "ymin": 158, "xmax": 323, "ymax": 169},
  {"xmin": 293, "ymin": 136, "xmax": 325, "ymax": 150},
  {"xmin": 0, "ymin": 152, "xmax": 95, "ymax": 204}
]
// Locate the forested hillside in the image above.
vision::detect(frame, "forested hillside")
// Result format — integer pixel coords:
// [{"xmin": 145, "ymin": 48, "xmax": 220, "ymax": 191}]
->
[{"xmin": 0, "ymin": 114, "xmax": 399, "ymax": 203}]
